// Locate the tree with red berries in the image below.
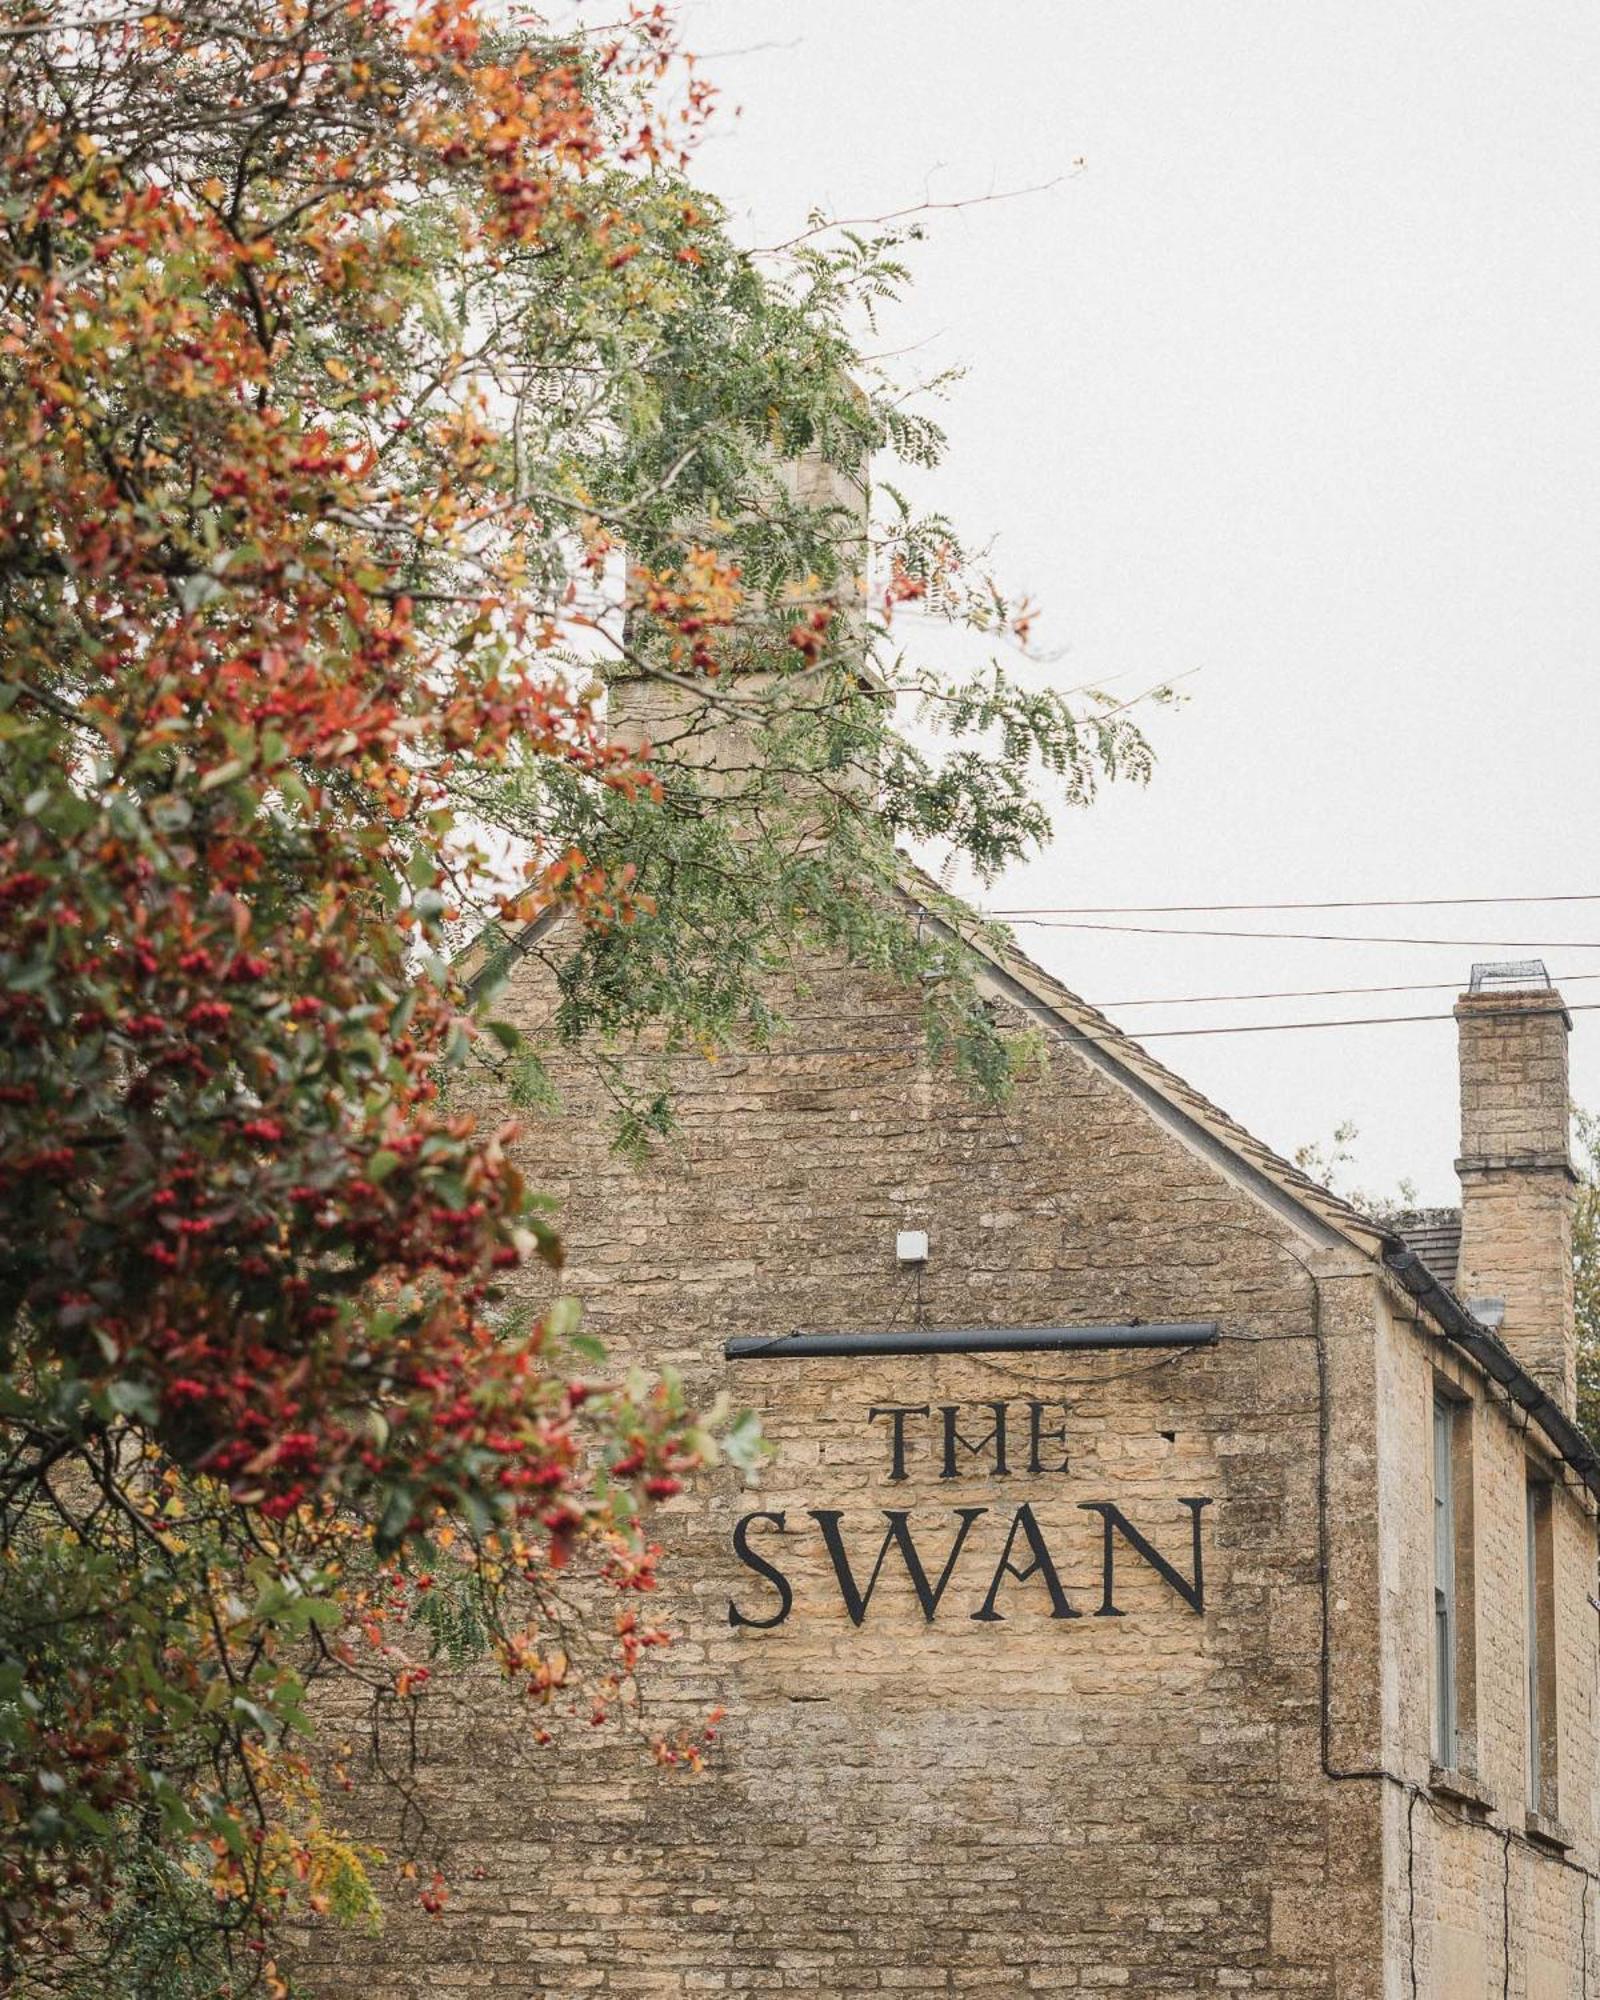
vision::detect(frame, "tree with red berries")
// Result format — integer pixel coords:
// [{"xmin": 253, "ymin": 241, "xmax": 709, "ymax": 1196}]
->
[{"xmin": 0, "ymin": 4, "xmax": 1151, "ymax": 1992}]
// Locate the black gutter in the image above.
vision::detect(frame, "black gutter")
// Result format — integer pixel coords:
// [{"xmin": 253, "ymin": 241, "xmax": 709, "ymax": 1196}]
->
[
  {"xmin": 1382, "ymin": 1241, "xmax": 1600, "ymax": 1505},
  {"xmin": 724, "ymin": 1322, "xmax": 1219, "ymax": 1362}
]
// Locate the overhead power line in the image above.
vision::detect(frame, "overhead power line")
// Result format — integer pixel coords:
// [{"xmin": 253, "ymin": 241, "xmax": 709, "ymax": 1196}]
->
[
  {"xmin": 1100, "ymin": 970, "xmax": 1600, "ymax": 1008},
  {"xmin": 983, "ymin": 891, "xmax": 1600, "ymax": 916},
  {"xmin": 1098, "ymin": 1001, "xmax": 1600, "ymax": 1040},
  {"xmin": 988, "ymin": 919, "xmax": 1600, "ymax": 948},
  {"xmin": 558, "ymin": 998, "xmax": 1600, "ymax": 1062}
]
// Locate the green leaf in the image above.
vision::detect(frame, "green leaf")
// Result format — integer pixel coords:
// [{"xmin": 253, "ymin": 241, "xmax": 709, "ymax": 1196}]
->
[
  {"xmin": 545, "ymin": 1296, "xmax": 582, "ymax": 1342},
  {"xmin": 721, "ymin": 1408, "xmax": 767, "ymax": 1472},
  {"xmin": 104, "ymin": 1378, "xmax": 159, "ymax": 1424},
  {"xmin": 510, "ymin": 1050, "xmax": 557, "ymax": 1111},
  {"xmin": 376, "ymin": 1487, "xmax": 416, "ymax": 1552},
  {"xmin": 69, "ymin": 1797, "xmax": 113, "ymax": 1837}
]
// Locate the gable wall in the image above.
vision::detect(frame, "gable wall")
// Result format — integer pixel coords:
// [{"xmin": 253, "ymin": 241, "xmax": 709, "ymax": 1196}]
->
[{"xmin": 298, "ymin": 947, "xmax": 1404, "ymax": 1998}]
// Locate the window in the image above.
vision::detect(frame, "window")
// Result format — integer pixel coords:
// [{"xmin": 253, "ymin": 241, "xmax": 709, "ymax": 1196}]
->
[
  {"xmin": 1525, "ymin": 1476, "xmax": 1557, "ymax": 1817},
  {"xmin": 1432, "ymin": 1395, "xmax": 1456, "ymax": 1767},
  {"xmin": 1430, "ymin": 1388, "xmax": 1477, "ymax": 1775}
]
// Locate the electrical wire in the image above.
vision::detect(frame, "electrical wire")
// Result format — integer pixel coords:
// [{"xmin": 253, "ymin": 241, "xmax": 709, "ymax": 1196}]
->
[
  {"xmin": 1098, "ymin": 970, "xmax": 1600, "ymax": 1008},
  {"xmin": 981, "ymin": 891, "xmax": 1600, "ymax": 916},
  {"xmin": 553, "ymin": 998, "xmax": 1600, "ymax": 1063},
  {"xmin": 703, "ymin": 971, "xmax": 1600, "ymax": 1014},
  {"xmin": 1095, "ymin": 1001, "xmax": 1600, "ymax": 1039},
  {"xmin": 979, "ymin": 918, "xmax": 1600, "ymax": 948}
]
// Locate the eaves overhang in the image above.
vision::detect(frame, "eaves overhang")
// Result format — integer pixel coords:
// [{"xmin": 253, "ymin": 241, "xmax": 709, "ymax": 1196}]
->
[{"xmin": 1383, "ymin": 1240, "xmax": 1600, "ymax": 1507}]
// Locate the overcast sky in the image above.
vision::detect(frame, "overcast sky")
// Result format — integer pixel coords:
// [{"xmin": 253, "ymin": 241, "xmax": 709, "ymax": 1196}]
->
[{"xmin": 674, "ymin": 0, "xmax": 1600, "ymax": 1207}]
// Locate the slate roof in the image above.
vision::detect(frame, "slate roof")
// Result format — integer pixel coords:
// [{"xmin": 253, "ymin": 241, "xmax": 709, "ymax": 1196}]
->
[{"xmin": 1391, "ymin": 1208, "xmax": 1463, "ymax": 1289}]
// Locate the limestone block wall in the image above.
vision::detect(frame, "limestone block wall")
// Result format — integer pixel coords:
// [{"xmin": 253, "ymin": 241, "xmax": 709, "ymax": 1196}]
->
[
  {"xmin": 1373, "ymin": 1291, "xmax": 1598, "ymax": 1997},
  {"xmin": 293, "ymin": 950, "xmax": 1444, "ymax": 1997}
]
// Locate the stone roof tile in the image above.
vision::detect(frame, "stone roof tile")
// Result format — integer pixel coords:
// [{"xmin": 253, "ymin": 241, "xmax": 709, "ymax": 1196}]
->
[{"xmin": 1391, "ymin": 1208, "xmax": 1462, "ymax": 1289}]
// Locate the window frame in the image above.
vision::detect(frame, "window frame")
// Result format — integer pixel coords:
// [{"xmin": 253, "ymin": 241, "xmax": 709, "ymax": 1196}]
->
[
  {"xmin": 1429, "ymin": 1383, "xmax": 1477, "ymax": 1777},
  {"xmin": 1525, "ymin": 1472, "xmax": 1558, "ymax": 1818},
  {"xmin": 1432, "ymin": 1392, "xmax": 1457, "ymax": 1768}
]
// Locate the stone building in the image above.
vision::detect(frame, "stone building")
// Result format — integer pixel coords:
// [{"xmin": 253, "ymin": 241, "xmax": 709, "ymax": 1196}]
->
[{"xmin": 309, "ymin": 889, "xmax": 1600, "ymax": 1996}]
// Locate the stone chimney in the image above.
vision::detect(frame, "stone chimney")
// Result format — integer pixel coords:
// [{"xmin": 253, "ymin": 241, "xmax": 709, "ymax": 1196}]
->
[
  {"xmin": 608, "ymin": 441, "xmax": 871, "ymax": 789},
  {"xmin": 1454, "ymin": 961, "xmax": 1577, "ymax": 1411}
]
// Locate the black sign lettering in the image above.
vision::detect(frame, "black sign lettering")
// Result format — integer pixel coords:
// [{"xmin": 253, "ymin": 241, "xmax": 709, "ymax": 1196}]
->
[
  {"xmin": 1078, "ymin": 1497, "xmax": 1212, "ymax": 1617},
  {"xmin": 728, "ymin": 1400, "xmax": 1215, "ymax": 1634},
  {"xmin": 728, "ymin": 1510, "xmax": 794, "ymax": 1628},
  {"xmin": 868, "ymin": 1404, "xmax": 930, "ymax": 1482},
  {"xmin": 971, "ymin": 1503, "xmax": 1079, "ymax": 1622},
  {"xmin": 940, "ymin": 1399, "xmax": 1008, "ymax": 1478},
  {"xmin": 1026, "ymin": 1401, "xmax": 1070, "ymax": 1475},
  {"xmin": 809, "ymin": 1507, "xmax": 987, "ymax": 1626}
]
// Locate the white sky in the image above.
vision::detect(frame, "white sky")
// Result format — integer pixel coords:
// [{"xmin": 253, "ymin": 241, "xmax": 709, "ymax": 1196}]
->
[{"xmin": 678, "ymin": 0, "xmax": 1600, "ymax": 1208}]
